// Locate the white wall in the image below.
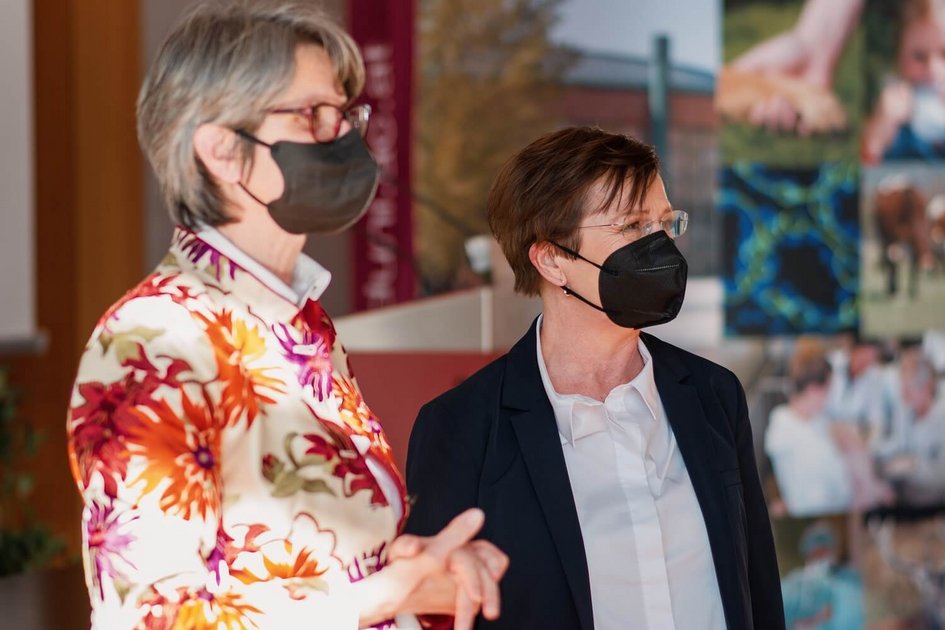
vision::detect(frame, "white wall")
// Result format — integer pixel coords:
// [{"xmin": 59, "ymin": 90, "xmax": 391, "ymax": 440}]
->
[{"xmin": 0, "ymin": 0, "xmax": 36, "ymax": 349}]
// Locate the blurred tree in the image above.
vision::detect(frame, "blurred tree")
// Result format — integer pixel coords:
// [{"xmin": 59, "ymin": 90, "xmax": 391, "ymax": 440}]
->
[{"xmin": 415, "ymin": 0, "xmax": 575, "ymax": 293}]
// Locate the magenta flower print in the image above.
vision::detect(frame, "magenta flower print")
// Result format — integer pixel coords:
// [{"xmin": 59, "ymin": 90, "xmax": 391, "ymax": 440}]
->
[
  {"xmin": 86, "ymin": 500, "xmax": 136, "ymax": 596},
  {"xmin": 207, "ymin": 525, "xmax": 234, "ymax": 585},
  {"xmin": 178, "ymin": 232, "xmax": 235, "ymax": 282},
  {"xmin": 274, "ymin": 324, "xmax": 333, "ymax": 401}
]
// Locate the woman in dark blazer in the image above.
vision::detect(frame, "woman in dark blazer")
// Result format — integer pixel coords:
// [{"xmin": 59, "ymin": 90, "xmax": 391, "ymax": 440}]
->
[{"xmin": 405, "ymin": 127, "xmax": 784, "ymax": 630}]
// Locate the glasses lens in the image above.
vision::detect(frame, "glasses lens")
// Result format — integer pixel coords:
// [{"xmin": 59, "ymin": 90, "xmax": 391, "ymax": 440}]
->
[
  {"xmin": 346, "ymin": 104, "xmax": 371, "ymax": 138},
  {"xmin": 669, "ymin": 210, "xmax": 688, "ymax": 238}
]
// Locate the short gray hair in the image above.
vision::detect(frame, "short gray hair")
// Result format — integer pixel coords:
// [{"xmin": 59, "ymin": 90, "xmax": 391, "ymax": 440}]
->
[{"xmin": 137, "ymin": 0, "xmax": 365, "ymax": 228}]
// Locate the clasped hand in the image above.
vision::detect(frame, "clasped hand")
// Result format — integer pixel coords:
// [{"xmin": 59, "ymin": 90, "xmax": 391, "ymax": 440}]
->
[{"xmin": 357, "ymin": 509, "xmax": 509, "ymax": 630}]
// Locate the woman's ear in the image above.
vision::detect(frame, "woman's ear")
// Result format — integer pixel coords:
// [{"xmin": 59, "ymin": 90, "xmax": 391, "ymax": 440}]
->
[
  {"xmin": 528, "ymin": 241, "xmax": 569, "ymax": 288},
  {"xmin": 193, "ymin": 123, "xmax": 244, "ymax": 184}
]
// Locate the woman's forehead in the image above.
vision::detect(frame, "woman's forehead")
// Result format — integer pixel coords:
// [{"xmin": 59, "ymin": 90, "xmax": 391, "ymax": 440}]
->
[
  {"xmin": 274, "ymin": 44, "xmax": 347, "ymax": 107},
  {"xmin": 584, "ymin": 176, "xmax": 669, "ymax": 218}
]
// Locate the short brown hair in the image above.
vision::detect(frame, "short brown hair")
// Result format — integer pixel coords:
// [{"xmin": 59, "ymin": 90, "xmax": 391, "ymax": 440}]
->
[
  {"xmin": 487, "ymin": 127, "xmax": 660, "ymax": 295},
  {"xmin": 138, "ymin": 0, "xmax": 364, "ymax": 229},
  {"xmin": 788, "ymin": 337, "xmax": 832, "ymax": 394}
]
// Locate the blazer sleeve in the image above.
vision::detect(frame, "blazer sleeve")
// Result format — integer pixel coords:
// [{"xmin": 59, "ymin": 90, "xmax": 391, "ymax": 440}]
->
[
  {"xmin": 731, "ymin": 375, "xmax": 786, "ymax": 629},
  {"xmin": 403, "ymin": 397, "xmax": 487, "ymax": 538}
]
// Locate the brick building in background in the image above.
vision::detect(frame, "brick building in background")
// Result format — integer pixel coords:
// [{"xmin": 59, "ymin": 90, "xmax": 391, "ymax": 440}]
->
[{"xmin": 561, "ymin": 51, "xmax": 720, "ymax": 276}]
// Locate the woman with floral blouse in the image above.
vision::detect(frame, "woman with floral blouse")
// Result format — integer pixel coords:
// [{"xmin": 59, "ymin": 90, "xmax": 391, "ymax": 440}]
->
[{"xmin": 66, "ymin": 2, "xmax": 506, "ymax": 628}]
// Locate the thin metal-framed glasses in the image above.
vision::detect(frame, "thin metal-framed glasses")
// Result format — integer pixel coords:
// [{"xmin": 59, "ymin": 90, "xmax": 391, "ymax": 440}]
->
[
  {"xmin": 266, "ymin": 102, "xmax": 372, "ymax": 143},
  {"xmin": 578, "ymin": 209, "xmax": 689, "ymax": 240}
]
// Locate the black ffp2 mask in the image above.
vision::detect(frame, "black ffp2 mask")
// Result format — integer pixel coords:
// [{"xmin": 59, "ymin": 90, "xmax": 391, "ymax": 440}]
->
[
  {"xmin": 553, "ymin": 231, "xmax": 688, "ymax": 329},
  {"xmin": 238, "ymin": 129, "xmax": 380, "ymax": 235}
]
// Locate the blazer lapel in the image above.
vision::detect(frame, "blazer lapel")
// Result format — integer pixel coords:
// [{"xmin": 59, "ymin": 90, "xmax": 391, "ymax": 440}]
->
[
  {"xmin": 502, "ymin": 320, "xmax": 594, "ymax": 630},
  {"xmin": 643, "ymin": 333, "xmax": 741, "ymax": 629}
]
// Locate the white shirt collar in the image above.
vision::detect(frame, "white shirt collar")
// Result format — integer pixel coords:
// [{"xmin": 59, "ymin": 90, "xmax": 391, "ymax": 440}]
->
[
  {"xmin": 195, "ymin": 225, "xmax": 331, "ymax": 306},
  {"xmin": 535, "ymin": 314, "xmax": 661, "ymax": 444}
]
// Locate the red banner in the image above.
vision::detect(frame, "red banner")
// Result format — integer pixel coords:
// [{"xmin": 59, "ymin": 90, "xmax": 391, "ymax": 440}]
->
[{"xmin": 349, "ymin": 0, "xmax": 416, "ymax": 311}]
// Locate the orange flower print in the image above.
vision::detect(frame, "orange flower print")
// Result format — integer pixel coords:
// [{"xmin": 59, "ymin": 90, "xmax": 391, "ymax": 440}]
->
[
  {"xmin": 127, "ymin": 391, "xmax": 222, "ymax": 521},
  {"xmin": 69, "ymin": 353, "xmax": 176, "ymax": 496},
  {"xmin": 69, "ymin": 345, "xmax": 200, "ymax": 497},
  {"xmin": 231, "ymin": 544, "xmax": 328, "ymax": 593},
  {"xmin": 228, "ymin": 515, "xmax": 336, "ymax": 600},
  {"xmin": 196, "ymin": 310, "xmax": 285, "ymax": 428},
  {"xmin": 331, "ymin": 376, "xmax": 391, "ymax": 456},
  {"xmin": 139, "ymin": 588, "xmax": 262, "ymax": 630}
]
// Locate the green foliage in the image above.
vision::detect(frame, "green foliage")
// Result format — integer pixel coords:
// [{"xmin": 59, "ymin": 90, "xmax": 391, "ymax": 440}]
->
[
  {"xmin": 0, "ymin": 526, "xmax": 64, "ymax": 576},
  {"xmin": 0, "ymin": 366, "xmax": 64, "ymax": 576},
  {"xmin": 415, "ymin": 0, "xmax": 576, "ymax": 292}
]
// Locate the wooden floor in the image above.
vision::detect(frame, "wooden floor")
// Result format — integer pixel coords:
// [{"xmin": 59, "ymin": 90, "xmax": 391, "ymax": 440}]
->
[{"xmin": 0, "ymin": 565, "xmax": 89, "ymax": 629}]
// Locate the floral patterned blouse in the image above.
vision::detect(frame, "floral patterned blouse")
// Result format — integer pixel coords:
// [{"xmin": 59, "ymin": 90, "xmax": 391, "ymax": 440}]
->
[{"xmin": 67, "ymin": 227, "xmax": 408, "ymax": 629}]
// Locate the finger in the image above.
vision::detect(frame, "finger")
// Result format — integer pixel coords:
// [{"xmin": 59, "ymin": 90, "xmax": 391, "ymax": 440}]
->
[
  {"xmin": 748, "ymin": 99, "xmax": 767, "ymax": 127},
  {"xmin": 766, "ymin": 97, "xmax": 784, "ymax": 131},
  {"xmin": 388, "ymin": 534, "xmax": 424, "ymax": 562},
  {"xmin": 448, "ymin": 548, "xmax": 484, "ymax": 605},
  {"xmin": 478, "ymin": 560, "xmax": 501, "ymax": 620},
  {"xmin": 759, "ymin": 98, "xmax": 782, "ymax": 133},
  {"xmin": 776, "ymin": 98, "xmax": 798, "ymax": 132},
  {"xmin": 453, "ymin": 589, "xmax": 478, "ymax": 630},
  {"xmin": 427, "ymin": 509, "xmax": 484, "ymax": 561},
  {"xmin": 470, "ymin": 540, "xmax": 509, "ymax": 580}
]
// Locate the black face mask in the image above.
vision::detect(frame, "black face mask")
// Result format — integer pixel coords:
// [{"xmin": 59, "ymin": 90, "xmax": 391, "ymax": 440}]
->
[
  {"xmin": 552, "ymin": 231, "xmax": 688, "ymax": 329},
  {"xmin": 237, "ymin": 129, "xmax": 379, "ymax": 234}
]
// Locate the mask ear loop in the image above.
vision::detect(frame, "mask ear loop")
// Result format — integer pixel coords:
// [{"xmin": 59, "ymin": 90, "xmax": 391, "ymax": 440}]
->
[
  {"xmin": 549, "ymin": 241, "xmax": 616, "ymax": 315},
  {"xmin": 235, "ymin": 129, "xmax": 273, "ymax": 148},
  {"xmin": 550, "ymin": 241, "xmax": 611, "ymax": 273},
  {"xmin": 233, "ymin": 129, "xmax": 273, "ymax": 208}
]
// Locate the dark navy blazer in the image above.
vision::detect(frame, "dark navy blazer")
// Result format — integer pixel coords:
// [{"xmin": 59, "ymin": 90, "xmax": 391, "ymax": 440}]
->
[{"xmin": 404, "ymin": 320, "xmax": 785, "ymax": 629}]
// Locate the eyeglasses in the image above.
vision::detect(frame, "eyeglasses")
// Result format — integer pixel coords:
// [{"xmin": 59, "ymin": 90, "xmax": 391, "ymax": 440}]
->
[
  {"xmin": 578, "ymin": 209, "xmax": 689, "ymax": 240},
  {"xmin": 265, "ymin": 102, "xmax": 371, "ymax": 143}
]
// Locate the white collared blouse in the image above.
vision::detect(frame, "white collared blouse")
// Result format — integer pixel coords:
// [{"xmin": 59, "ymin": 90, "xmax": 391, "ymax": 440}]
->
[{"xmin": 535, "ymin": 316, "xmax": 725, "ymax": 629}]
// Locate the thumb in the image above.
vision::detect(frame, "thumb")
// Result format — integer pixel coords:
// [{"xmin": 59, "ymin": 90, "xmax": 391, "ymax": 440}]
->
[
  {"xmin": 426, "ymin": 508, "xmax": 485, "ymax": 561},
  {"xmin": 389, "ymin": 534, "xmax": 424, "ymax": 562}
]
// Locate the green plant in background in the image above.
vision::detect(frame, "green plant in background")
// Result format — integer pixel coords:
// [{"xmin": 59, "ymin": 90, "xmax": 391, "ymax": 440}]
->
[{"xmin": 0, "ymin": 365, "xmax": 63, "ymax": 576}]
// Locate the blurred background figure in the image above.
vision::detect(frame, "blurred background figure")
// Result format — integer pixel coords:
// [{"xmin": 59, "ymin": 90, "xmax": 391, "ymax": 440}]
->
[
  {"xmin": 781, "ymin": 520, "xmax": 865, "ymax": 630},
  {"xmin": 825, "ymin": 332, "xmax": 886, "ymax": 443},
  {"xmin": 879, "ymin": 340, "xmax": 945, "ymax": 506},
  {"xmin": 765, "ymin": 338, "xmax": 855, "ymax": 517},
  {"xmin": 863, "ymin": 0, "xmax": 945, "ymax": 163},
  {"xmin": 766, "ymin": 337, "xmax": 892, "ymax": 517}
]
